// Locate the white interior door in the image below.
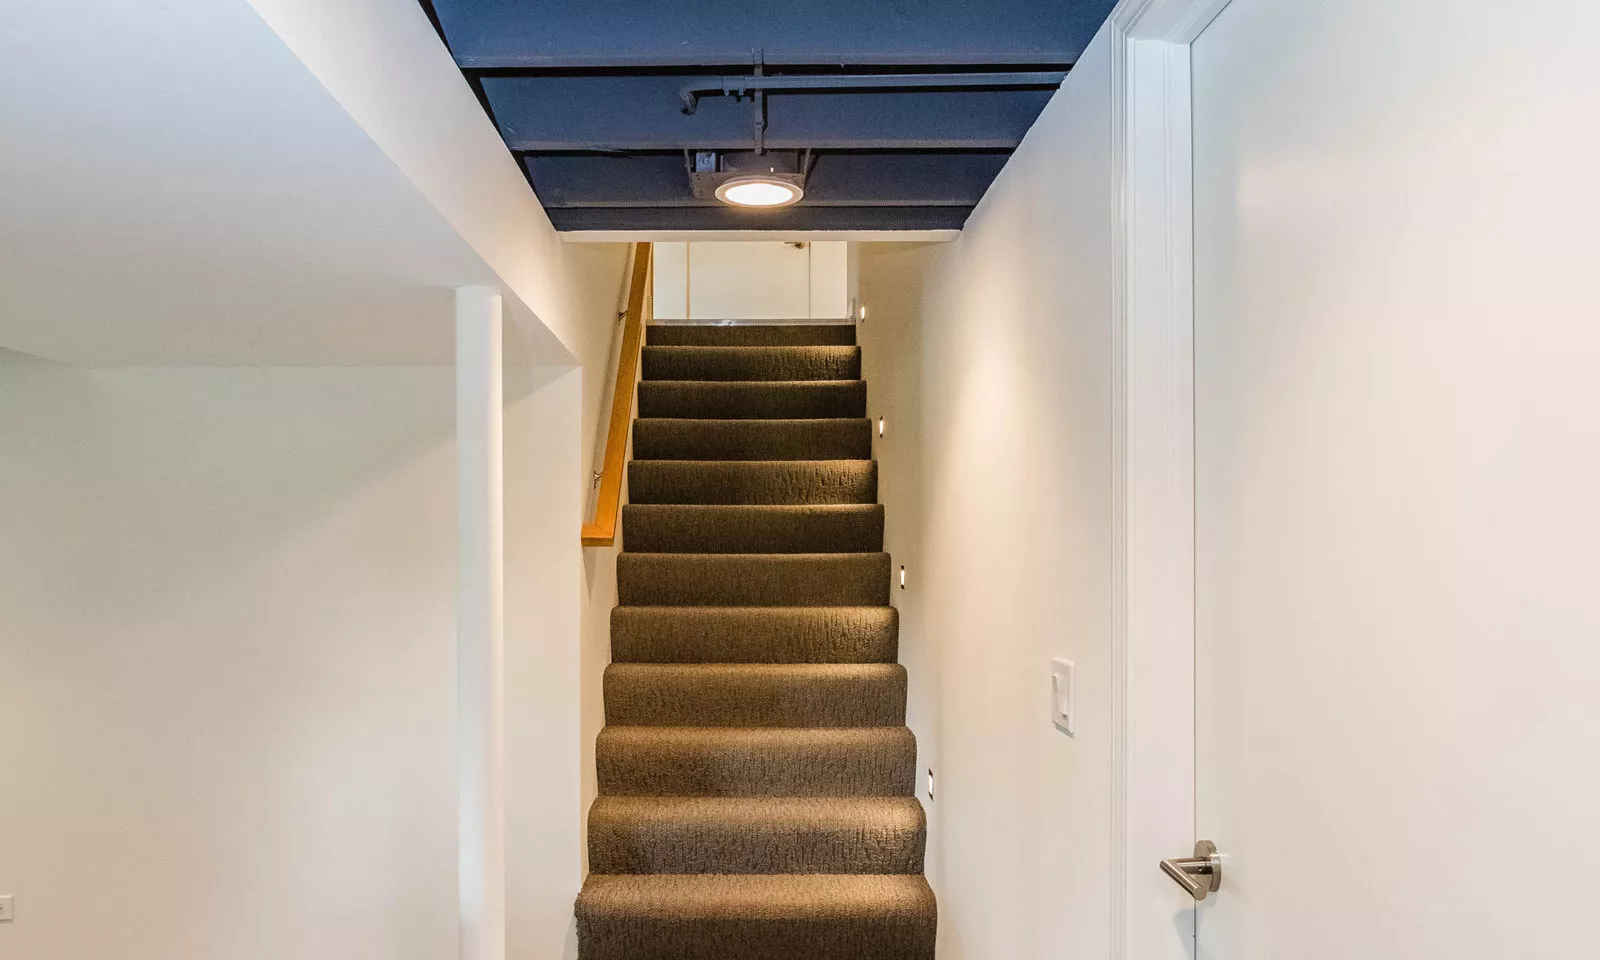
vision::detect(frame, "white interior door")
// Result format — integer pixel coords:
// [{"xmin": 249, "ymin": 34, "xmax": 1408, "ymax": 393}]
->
[
  {"xmin": 1190, "ymin": 0, "xmax": 1600, "ymax": 957},
  {"xmin": 651, "ymin": 241, "xmax": 852, "ymax": 320},
  {"xmin": 687, "ymin": 241, "xmax": 810, "ymax": 319}
]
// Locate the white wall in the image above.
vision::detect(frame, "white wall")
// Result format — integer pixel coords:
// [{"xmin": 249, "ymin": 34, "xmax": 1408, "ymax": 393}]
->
[
  {"xmin": 856, "ymin": 24, "xmax": 1116, "ymax": 960},
  {"xmin": 504, "ymin": 245, "xmax": 629, "ymax": 956},
  {"xmin": 2, "ymin": 0, "xmax": 640, "ymax": 372},
  {"xmin": 0, "ymin": 0, "xmax": 506, "ymax": 367},
  {"xmin": 1190, "ymin": 0, "xmax": 1600, "ymax": 956},
  {"xmin": 245, "ymin": 0, "xmax": 603, "ymax": 362},
  {"xmin": 2, "ymin": 2, "xmax": 635, "ymax": 955},
  {"xmin": 0, "ymin": 356, "xmax": 459, "ymax": 959},
  {"xmin": 0, "ymin": 347, "xmax": 596, "ymax": 959},
  {"xmin": 504, "ymin": 363, "xmax": 586, "ymax": 960}
]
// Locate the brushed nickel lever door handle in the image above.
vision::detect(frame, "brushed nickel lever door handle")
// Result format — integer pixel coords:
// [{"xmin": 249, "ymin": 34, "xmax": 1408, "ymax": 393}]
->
[{"xmin": 1160, "ymin": 840, "xmax": 1223, "ymax": 901}]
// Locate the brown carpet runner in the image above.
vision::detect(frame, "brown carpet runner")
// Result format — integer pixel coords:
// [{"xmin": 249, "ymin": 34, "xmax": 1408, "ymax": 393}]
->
[{"xmin": 575, "ymin": 322, "xmax": 937, "ymax": 959}]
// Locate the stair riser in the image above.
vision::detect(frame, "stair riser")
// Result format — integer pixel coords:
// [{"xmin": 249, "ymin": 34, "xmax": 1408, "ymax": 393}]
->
[
  {"xmin": 647, "ymin": 324, "xmax": 857, "ymax": 347},
  {"xmin": 633, "ymin": 419, "xmax": 872, "ymax": 461},
  {"xmin": 609, "ymin": 607, "xmax": 899, "ymax": 664},
  {"xmin": 642, "ymin": 346, "xmax": 861, "ymax": 382},
  {"xmin": 577, "ymin": 875, "xmax": 936, "ymax": 960},
  {"xmin": 628, "ymin": 461, "xmax": 877, "ymax": 505},
  {"xmin": 638, "ymin": 381, "xmax": 867, "ymax": 420},
  {"xmin": 577, "ymin": 915, "xmax": 935, "ymax": 960},
  {"xmin": 617, "ymin": 554, "xmax": 891, "ymax": 607},
  {"xmin": 588, "ymin": 820, "xmax": 926, "ymax": 875},
  {"xmin": 605, "ymin": 665, "xmax": 907, "ymax": 727},
  {"xmin": 622, "ymin": 505, "xmax": 884, "ymax": 553},
  {"xmin": 597, "ymin": 730, "xmax": 917, "ymax": 797}
]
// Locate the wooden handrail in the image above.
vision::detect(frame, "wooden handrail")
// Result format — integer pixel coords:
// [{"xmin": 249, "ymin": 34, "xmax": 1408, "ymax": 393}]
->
[{"xmin": 582, "ymin": 242, "xmax": 652, "ymax": 547}]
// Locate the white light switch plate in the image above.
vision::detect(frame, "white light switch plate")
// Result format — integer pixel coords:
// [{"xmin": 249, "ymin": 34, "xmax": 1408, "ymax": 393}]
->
[
  {"xmin": 0, "ymin": 895, "xmax": 14, "ymax": 921},
  {"xmin": 1051, "ymin": 658, "xmax": 1076, "ymax": 736}
]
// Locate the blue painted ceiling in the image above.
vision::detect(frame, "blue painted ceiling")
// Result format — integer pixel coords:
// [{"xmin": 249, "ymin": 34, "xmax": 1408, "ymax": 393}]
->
[{"xmin": 421, "ymin": 0, "xmax": 1117, "ymax": 231}]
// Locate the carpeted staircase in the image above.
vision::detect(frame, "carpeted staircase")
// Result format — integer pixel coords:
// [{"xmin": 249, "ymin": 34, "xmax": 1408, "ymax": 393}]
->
[{"xmin": 575, "ymin": 322, "xmax": 936, "ymax": 960}]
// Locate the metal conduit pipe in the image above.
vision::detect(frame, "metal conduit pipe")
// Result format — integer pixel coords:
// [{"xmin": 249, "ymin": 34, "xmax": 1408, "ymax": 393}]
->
[{"xmin": 679, "ymin": 71, "xmax": 1068, "ymax": 113}]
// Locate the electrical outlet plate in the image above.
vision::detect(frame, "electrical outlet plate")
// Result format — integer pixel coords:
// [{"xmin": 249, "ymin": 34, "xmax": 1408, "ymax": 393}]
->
[
  {"xmin": 0, "ymin": 894, "xmax": 14, "ymax": 922},
  {"xmin": 1051, "ymin": 657, "xmax": 1076, "ymax": 736}
]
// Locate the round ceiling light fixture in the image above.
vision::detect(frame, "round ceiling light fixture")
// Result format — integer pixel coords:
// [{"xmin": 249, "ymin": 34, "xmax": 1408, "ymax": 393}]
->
[{"xmin": 715, "ymin": 176, "xmax": 804, "ymax": 208}]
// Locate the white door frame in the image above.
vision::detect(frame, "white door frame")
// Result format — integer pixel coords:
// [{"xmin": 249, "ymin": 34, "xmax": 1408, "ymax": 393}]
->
[{"xmin": 1105, "ymin": 1, "xmax": 1231, "ymax": 958}]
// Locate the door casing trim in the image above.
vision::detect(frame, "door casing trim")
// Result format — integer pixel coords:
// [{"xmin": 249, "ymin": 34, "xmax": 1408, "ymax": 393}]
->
[{"xmin": 1105, "ymin": 1, "xmax": 1231, "ymax": 957}]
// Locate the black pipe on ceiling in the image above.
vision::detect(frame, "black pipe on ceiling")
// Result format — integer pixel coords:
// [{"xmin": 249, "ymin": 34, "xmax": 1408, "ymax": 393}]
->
[{"xmin": 679, "ymin": 71, "xmax": 1067, "ymax": 113}]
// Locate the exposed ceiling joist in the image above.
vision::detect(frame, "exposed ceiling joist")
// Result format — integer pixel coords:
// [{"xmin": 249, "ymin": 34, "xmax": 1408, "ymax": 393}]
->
[
  {"xmin": 431, "ymin": 0, "xmax": 1109, "ymax": 68},
  {"xmin": 547, "ymin": 206, "xmax": 975, "ymax": 232},
  {"xmin": 526, "ymin": 152, "xmax": 1011, "ymax": 209},
  {"xmin": 423, "ymin": 0, "xmax": 1119, "ymax": 231},
  {"xmin": 484, "ymin": 79, "xmax": 1056, "ymax": 152}
]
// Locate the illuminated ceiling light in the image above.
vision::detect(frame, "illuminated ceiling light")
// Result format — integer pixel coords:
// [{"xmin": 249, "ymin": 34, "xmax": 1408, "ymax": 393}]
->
[{"xmin": 715, "ymin": 176, "xmax": 804, "ymax": 208}]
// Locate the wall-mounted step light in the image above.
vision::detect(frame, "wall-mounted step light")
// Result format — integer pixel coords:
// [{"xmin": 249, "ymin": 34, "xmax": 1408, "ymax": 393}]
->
[
  {"xmin": 899, "ymin": 564, "xmax": 907, "ymax": 590},
  {"xmin": 878, "ymin": 416, "xmax": 886, "ymax": 438}
]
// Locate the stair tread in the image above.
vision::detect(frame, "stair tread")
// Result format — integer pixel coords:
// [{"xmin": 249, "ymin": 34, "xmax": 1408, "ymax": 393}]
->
[
  {"xmin": 577, "ymin": 873, "xmax": 935, "ymax": 920},
  {"xmin": 626, "ymin": 503, "xmax": 880, "ymax": 511},
  {"xmin": 607, "ymin": 662, "xmax": 905, "ymax": 679},
  {"xmin": 635, "ymin": 416, "xmax": 866, "ymax": 423},
  {"xmin": 598, "ymin": 725, "xmax": 916, "ymax": 747},
  {"xmin": 622, "ymin": 551, "xmax": 888, "ymax": 558},
  {"xmin": 628, "ymin": 459, "xmax": 877, "ymax": 505},
  {"xmin": 617, "ymin": 552, "xmax": 891, "ymax": 607},
  {"xmin": 590, "ymin": 794, "xmax": 924, "ymax": 826},
  {"xmin": 638, "ymin": 380, "xmax": 866, "ymax": 419},
  {"xmin": 609, "ymin": 605, "xmax": 898, "ymax": 663},
  {"xmin": 596, "ymin": 725, "xmax": 917, "ymax": 797},
  {"xmin": 632, "ymin": 417, "xmax": 872, "ymax": 461},
  {"xmin": 587, "ymin": 795, "xmax": 926, "ymax": 874},
  {"xmin": 605, "ymin": 663, "xmax": 907, "ymax": 727},
  {"xmin": 646, "ymin": 324, "xmax": 857, "ymax": 347},
  {"xmin": 621, "ymin": 503, "xmax": 884, "ymax": 541},
  {"xmin": 642, "ymin": 345, "xmax": 861, "ymax": 382},
  {"xmin": 577, "ymin": 874, "xmax": 936, "ymax": 959}
]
